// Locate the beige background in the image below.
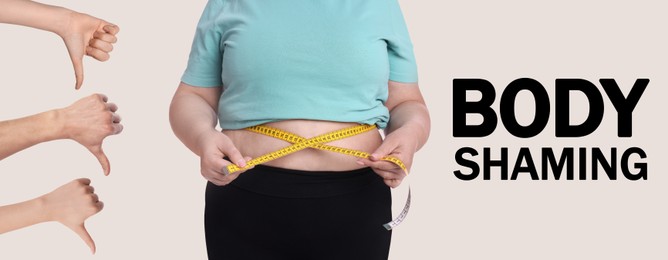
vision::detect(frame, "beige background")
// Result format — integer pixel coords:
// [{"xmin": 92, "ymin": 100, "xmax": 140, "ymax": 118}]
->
[{"xmin": 1, "ymin": 0, "xmax": 666, "ymax": 259}]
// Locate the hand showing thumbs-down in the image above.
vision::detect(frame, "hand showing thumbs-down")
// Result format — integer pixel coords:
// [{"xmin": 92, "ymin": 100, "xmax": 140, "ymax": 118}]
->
[
  {"xmin": 39, "ymin": 178, "xmax": 104, "ymax": 253},
  {"xmin": 0, "ymin": 178, "xmax": 104, "ymax": 254}
]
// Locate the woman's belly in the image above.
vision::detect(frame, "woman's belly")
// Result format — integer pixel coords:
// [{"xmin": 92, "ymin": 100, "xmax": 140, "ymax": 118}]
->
[{"xmin": 222, "ymin": 120, "xmax": 383, "ymax": 171}]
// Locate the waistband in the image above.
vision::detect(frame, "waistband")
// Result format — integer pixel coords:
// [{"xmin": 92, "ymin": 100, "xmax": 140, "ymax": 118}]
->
[{"xmin": 230, "ymin": 164, "xmax": 380, "ymax": 199}]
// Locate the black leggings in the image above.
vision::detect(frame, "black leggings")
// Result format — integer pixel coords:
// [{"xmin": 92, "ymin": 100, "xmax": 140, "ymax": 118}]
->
[{"xmin": 205, "ymin": 164, "xmax": 392, "ymax": 260}]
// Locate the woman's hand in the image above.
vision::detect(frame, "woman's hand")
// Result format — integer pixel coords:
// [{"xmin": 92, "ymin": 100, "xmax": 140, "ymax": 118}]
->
[
  {"xmin": 57, "ymin": 94, "xmax": 123, "ymax": 176},
  {"xmin": 38, "ymin": 178, "xmax": 104, "ymax": 254},
  {"xmin": 197, "ymin": 129, "xmax": 253, "ymax": 186},
  {"xmin": 57, "ymin": 11, "xmax": 119, "ymax": 90},
  {"xmin": 357, "ymin": 125, "xmax": 419, "ymax": 188},
  {"xmin": 362, "ymin": 80, "xmax": 430, "ymax": 188}
]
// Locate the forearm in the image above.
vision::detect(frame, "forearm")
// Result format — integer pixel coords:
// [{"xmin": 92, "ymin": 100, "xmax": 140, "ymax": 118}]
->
[
  {"xmin": 169, "ymin": 91, "xmax": 219, "ymax": 157},
  {"xmin": 385, "ymin": 100, "xmax": 431, "ymax": 151},
  {"xmin": 0, "ymin": 110, "xmax": 65, "ymax": 160},
  {"xmin": 0, "ymin": 0, "xmax": 73, "ymax": 35},
  {"xmin": 0, "ymin": 198, "xmax": 48, "ymax": 234}
]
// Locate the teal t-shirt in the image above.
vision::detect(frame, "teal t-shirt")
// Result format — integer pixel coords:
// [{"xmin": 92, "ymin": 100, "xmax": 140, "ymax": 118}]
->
[{"xmin": 181, "ymin": 0, "xmax": 418, "ymax": 130}]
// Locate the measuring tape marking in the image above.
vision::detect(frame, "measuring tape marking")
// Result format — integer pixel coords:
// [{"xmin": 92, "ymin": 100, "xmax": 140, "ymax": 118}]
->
[
  {"xmin": 225, "ymin": 124, "xmax": 412, "ymax": 230},
  {"xmin": 231, "ymin": 125, "xmax": 409, "ymax": 175}
]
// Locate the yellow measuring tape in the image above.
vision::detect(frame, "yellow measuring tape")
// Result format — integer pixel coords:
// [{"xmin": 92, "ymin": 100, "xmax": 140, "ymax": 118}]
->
[{"xmin": 225, "ymin": 124, "xmax": 412, "ymax": 230}]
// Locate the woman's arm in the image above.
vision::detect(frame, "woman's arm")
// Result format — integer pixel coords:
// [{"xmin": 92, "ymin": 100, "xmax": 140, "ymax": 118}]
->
[
  {"xmin": 384, "ymin": 81, "xmax": 431, "ymax": 150},
  {"xmin": 0, "ymin": 178, "xmax": 103, "ymax": 254},
  {"xmin": 169, "ymin": 82, "xmax": 221, "ymax": 156},
  {"xmin": 169, "ymin": 82, "xmax": 252, "ymax": 186},
  {"xmin": 0, "ymin": 0, "xmax": 119, "ymax": 89},
  {"xmin": 0, "ymin": 94, "xmax": 123, "ymax": 175},
  {"xmin": 357, "ymin": 81, "xmax": 431, "ymax": 188}
]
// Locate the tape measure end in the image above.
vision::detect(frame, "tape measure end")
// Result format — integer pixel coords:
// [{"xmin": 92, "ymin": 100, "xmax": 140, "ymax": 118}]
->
[{"xmin": 383, "ymin": 224, "xmax": 393, "ymax": 231}]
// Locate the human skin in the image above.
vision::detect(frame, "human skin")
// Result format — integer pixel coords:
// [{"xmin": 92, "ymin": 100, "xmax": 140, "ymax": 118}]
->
[
  {"xmin": 169, "ymin": 81, "xmax": 430, "ymax": 188},
  {"xmin": 0, "ymin": 94, "xmax": 123, "ymax": 175},
  {"xmin": 0, "ymin": 0, "xmax": 119, "ymax": 89},
  {"xmin": 0, "ymin": 178, "xmax": 104, "ymax": 254}
]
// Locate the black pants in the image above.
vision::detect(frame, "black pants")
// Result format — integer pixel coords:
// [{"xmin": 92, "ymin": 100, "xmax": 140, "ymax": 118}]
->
[{"xmin": 205, "ymin": 164, "xmax": 392, "ymax": 260}]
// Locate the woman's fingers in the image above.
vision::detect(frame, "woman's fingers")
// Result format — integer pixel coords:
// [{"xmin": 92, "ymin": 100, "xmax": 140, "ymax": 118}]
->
[
  {"xmin": 85, "ymin": 47, "xmax": 110, "ymax": 62},
  {"xmin": 202, "ymin": 154, "xmax": 252, "ymax": 186},
  {"xmin": 384, "ymin": 179, "xmax": 402, "ymax": 188},
  {"xmin": 222, "ymin": 146, "xmax": 247, "ymax": 169},
  {"xmin": 201, "ymin": 165, "xmax": 226, "ymax": 185},
  {"xmin": 358, "ymin": 158, "xmax": 402, "ymax": 172},
  {"xmin": 372, "ymin": 169, "xmax": 401, "ymax": 180},
  {"xmin": 205, "ymin": 171, "xmax": 229, "ymax": 186},
  {"xmin": 89, "ymin": 39, "xmax": 114, "ymax": 52},
  {"xmin": 357, "ymin": 158, "xmax": 406, "ymax": 188},
  {"xmin": 93, "ymin": 31, "xmax": 117, "ymax": 43},
  {"xmin": 202, "ymin": 155, "xmax": 236, "ymax": 186},
  {"xmin": 102, "ymin": 24, "xmax": 120, "ymax": 35},
  {"xmin": 199, "ymin": 131, "xmax": 254, "ymax": 186}
]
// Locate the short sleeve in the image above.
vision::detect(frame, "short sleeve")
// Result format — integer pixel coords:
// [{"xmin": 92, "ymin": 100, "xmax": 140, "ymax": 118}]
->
[
  {"xmin": 181, "ymin": 0, "xmax": 224, "ymax": 87},
  {"xmin": 386, "ymin": 0, "xmax": 418, "ymax": 83}
]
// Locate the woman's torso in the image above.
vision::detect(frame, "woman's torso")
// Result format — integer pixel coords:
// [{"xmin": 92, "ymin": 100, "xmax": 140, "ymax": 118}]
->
[
  {"xmin": 193, "ymin": 0, "xmax": 417, "ymax": 170},
  {"xmin": 223, "ymin": 120, "xmax": 382, "ymax": 171},
  {"xmin": 191, "ymin": 0, "xmax": 413, "ymax": 130}
]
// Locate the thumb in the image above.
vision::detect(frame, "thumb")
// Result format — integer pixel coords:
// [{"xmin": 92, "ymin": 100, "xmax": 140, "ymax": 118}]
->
[
  {"xmin": 370, "ymin": 141, "xmax": 396, "ymax": 161},
  {"xmin": 67, "ymin": 222, "xmax": 96, "ymax": 254},
  {"xmin": 224, "ymin": 147, "xmax": 247, "ymax": 168},
  {"xmin": 64, "ymin": 37, "xmax": 85, "ymax": 90},
  {"xmin": 88, "ymin": 145, "xmax": 110, "ymax": 176}
]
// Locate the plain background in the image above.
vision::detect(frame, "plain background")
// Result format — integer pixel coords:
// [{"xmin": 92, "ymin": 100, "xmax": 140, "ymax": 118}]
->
[{"xmin": 1, "ymin": 0, "xmax": 667, "ymax": 259}]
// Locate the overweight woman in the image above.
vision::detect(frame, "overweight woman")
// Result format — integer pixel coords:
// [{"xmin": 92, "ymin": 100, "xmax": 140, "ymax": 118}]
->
[{"xmin": 169, "ymin": 0, "xmax": 430, "ymax": 259}]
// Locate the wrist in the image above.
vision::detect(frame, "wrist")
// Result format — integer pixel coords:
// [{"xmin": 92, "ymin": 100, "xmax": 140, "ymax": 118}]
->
[
  {"xmin": 194, "ymin": 128, "xmax": 217, "ymax": 156},
  {"xmin": 49, "ymin": 7, "xmax": 76, "ymax": 37},
  {"xmin": 46, "ymin": 109, "xmax": 69, "ymax": 140},
  {"xmin": 29, "ymin": 197, "xmax": 51, "ymax": 223},
  {"xmin": 389, "ymin": 124, "xmax": 421, "ymax": 153}
]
